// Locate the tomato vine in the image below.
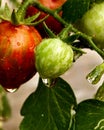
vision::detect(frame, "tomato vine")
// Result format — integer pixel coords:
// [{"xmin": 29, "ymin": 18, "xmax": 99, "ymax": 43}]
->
[{"xmin": 0, "ymin": 0, "xmax": 104, "ymax": 130}]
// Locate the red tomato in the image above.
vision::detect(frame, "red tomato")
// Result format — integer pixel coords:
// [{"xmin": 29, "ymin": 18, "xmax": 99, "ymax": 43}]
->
[
  {"xmin": 0, "ymin": 21, "xmax": 42, "ymax": 91},
  {"xmin": 39, "ymin": 0, "xmax": 66, "ymax": 9}
]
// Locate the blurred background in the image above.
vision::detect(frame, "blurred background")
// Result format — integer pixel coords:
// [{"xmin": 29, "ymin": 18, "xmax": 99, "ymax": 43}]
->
[{"xmin": 1, "ymin": 0, "xmax": 104, "ymax": 130}]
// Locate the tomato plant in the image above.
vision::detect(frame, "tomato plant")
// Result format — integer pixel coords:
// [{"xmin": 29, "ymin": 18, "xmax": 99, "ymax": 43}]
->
[{"xmin": 0, "ymin": 0, "xmax": 104, "ymax": 130}]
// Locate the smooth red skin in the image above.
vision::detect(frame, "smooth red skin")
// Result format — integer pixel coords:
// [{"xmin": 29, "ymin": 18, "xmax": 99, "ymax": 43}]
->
[
  {"xmin": 26, "ymin": 0, "xmax": 66, "ymax": 37},
  {"xmin": 0, "ymin": 21, "xmax": 42, "ymax": 90}
]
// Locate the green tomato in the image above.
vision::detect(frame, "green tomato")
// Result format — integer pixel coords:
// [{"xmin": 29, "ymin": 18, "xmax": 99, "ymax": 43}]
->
[
  {"xmin": 76, "ymin": 2, "xmax": 104, "ymax": 49},
  {"xmin": 35, "ymin": 38, "xmax": 73, "ymax": 79}
]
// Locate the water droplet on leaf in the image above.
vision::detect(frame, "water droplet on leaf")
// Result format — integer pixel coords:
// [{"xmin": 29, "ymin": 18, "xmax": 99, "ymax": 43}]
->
[
  {"xmin": 42, "ymin": 78, "xmax": 49, "ymax": 87},
  {"xmin": 42, "ymin": 78, "xmax": 57, "ymax": 87}
]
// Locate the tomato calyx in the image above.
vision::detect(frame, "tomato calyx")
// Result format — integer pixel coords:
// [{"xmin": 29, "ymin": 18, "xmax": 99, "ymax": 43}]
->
[{"xmin": 0, "ymin": 0, "xmax": 48, "ymax": 26}]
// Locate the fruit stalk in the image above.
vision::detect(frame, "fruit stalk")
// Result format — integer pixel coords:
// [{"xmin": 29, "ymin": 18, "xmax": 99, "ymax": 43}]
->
[
  {"xmin": 33, "ymin": 1, "xmax": 67, "ymax": 26},
  {"xmin": 77, "ymin": 31, "xmax": 104, "ymax": 58}
]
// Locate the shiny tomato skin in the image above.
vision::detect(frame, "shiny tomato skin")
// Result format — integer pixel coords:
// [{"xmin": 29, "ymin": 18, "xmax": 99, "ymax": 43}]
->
[
  {"xmin": 26, "ymin": 0, "xmax": 66, "ymax": 37},
  {"xmin": 0, "ymin": 21, "xmax": 42, "ymax": 90},
  {"xmin": 35, "ymin": 38, "xmax": 73, "ymax": 79}
]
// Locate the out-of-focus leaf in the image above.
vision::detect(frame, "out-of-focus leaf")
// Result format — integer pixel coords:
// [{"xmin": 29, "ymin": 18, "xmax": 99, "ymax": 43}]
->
[
  {"xmin": 0, "ymin": 86, "xmax": 11, "ymax": 121},
  {"xmin": 0, "ymin": 3, "xmax": 12, "ymax": 21},
  {"xmin": 62, "ymin": 0, "xmax": 91, "ymax": 23}
]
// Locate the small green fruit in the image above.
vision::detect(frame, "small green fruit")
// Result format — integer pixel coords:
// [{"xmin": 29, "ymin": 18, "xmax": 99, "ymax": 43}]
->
[
  {"xmin": 35, "ymin": 38, "xmax": 73, "ymax": 79},
  {"xmin": 76, "ymin": 2, "xmax": 104, "ymax": 49}
]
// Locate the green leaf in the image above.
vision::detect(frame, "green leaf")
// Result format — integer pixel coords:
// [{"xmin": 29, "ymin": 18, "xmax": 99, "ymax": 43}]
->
[
  {"xmin": 95, "ymin": 82, "xmax": 104, "ymax": 101},
  {"xmin": 75, "ymin": 99, "xmax": 104, "ymax": 130},
  {"xmin": 0, "ymin": 86, "xmax": 11, "ymax": 121},
  {"xmin": 62, "ymin": 0, "xmax": 91, "ymax": 23},
  {"xmin": 20, "ymin": 77, "xmax": 77, "ymax": 130},
  {"xmin": 24, "ymin": 12, "xmax": 40, "ymax": 24},
  {"xmin": 0, "ymin": 3, "xmax": 11, "ymax": 21},
  {"xmin": 16, "ymin": 0, "xmax": 34, "ymax": 22},
  {"xmin": 86, "ymin": 62, "xmax": 104, "ymax": 84}
]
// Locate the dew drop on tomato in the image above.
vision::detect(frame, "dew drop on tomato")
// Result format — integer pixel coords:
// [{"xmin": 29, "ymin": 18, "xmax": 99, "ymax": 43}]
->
[{"xmin": 5, "ymin": 88, "xmax": 18, "ymax": 93}]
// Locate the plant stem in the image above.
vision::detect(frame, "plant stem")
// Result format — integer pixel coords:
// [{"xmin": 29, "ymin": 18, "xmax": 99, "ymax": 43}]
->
[
  {"xmin": 79, "ymin": 32, "xmax": 104, "ymax": 58},
  {"xmin": 58, "ymin": 24, "xmax": 73, "ymax": 40},
  {"xmin": 33, "ymin": 1, "xmax": 68, "ymax": 26},
  {"xmin": 16, "ymin": 0, "xmax": 34, "ymax": 21}
]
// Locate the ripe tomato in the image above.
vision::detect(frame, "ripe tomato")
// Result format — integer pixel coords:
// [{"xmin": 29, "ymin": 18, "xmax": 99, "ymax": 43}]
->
[
  {"xmin": 39, "ymin": 0, "xmax": 66, "ymax": 9},
  {"xmin": 26, "ymin": 0, "xmax": 66, "ymax": 37},
  {"xmin": 0, "ymin": 21, "xmax": 42, "ymax": 91}
]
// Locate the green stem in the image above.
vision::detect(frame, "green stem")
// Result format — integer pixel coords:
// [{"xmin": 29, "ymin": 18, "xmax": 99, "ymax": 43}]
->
[
  {"xmin": 77, "ymin": 31, "xmax": 104, "ymax": 58},
  {"xmin": 34, "ymin": 1, "xmax": 67, "ymax": 26},
  {"xmin": 43, "ymin": 22, "xmax": 57, "ymax": 38},
  {"xmin": 58, "ymin": 24, "xmax": 73, "ymax": 40},
  {"xmin": 16, "ymin": 0, "xmax": 34, "ymax": 21}
]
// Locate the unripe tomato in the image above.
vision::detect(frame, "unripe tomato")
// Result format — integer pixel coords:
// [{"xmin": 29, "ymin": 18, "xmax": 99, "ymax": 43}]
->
[
  {"xmin": 0, "ymin": 21, "xmax": 42, "ymax": 91},
  {"xmin": 75, "ymin": 2, "xmax": 104, "ymax": 49},
  {"xmin": 35, "ymin": 38, "xmax": 73, "ymax": 79}
]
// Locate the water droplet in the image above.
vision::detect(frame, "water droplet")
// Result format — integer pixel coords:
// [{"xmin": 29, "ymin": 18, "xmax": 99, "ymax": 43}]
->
[
  {"xmin": 5, "ymin": 88, "xmax": 17, "ymax": 93},
  {"xmin": 42, "ymin": 78, "xmax": 56, "ymax": 87},
  {"xmin": 87, "ymin": 76, "xmax": 95, "ymax": 84},
  {"xmin": 42, "ymin": 78, "xmax": 50, "ymax": 87}
]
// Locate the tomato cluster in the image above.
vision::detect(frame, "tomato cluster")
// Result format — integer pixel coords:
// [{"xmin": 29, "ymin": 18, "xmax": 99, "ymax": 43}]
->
[
  {"xmin": 0, "ymin": 0, "xmax": 70, "ymax": 91},
  {"xmin": 1, "ymin": 0, "xmax": 103, "ymax": 91}
]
